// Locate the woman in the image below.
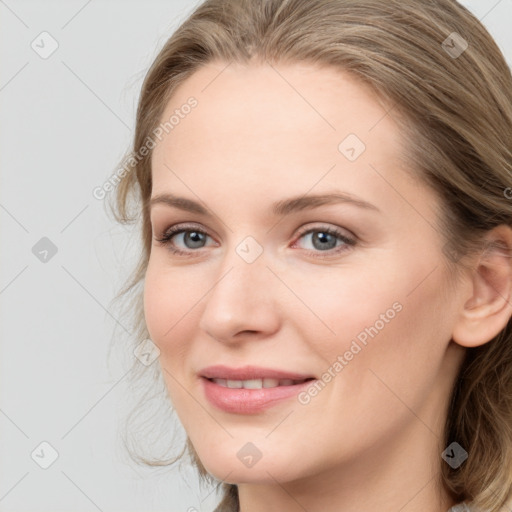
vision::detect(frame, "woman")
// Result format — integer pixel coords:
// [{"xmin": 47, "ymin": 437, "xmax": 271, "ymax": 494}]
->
[{"xmin": 110, "ymin": 0, "xmax": 512, "ymax": 510}]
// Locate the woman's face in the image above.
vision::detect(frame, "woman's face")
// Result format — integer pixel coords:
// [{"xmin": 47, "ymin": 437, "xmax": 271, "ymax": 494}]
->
[{"xmin": 145, "ymin": 62, "xmax": 467, "ymax": 486}]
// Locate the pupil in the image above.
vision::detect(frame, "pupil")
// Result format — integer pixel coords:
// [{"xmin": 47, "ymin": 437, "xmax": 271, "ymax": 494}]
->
[
  {"xmin": 186, "ymin": 231, "xmax": 205, "ymax": 248},
  {"xmin": 313, "ymin": 232, "xmax": 336, "ymax": 250}
]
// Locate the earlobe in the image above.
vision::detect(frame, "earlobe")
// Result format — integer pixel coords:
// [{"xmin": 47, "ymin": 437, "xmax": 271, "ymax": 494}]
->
[{"xmin": 451, "ymin": 225, "xmax": 512, "ymax": 348}]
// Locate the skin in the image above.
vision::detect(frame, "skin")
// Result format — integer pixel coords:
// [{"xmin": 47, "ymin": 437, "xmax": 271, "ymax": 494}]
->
[{"xmin": 144, "ymin": 61, "xmax": 512, "ymax": 512}]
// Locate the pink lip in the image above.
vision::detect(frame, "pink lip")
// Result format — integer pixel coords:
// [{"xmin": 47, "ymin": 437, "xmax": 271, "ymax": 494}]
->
[
  {"xmin": 199, "ymin": 365, "xmax": 315, "ymax": 381},
  {"xmin": 199, "ymin": 365, "xmax": 317, "ymax": 414},
  {"xmin": 201, "ymin": 378, "xmax": 315, "ymax": 414}
]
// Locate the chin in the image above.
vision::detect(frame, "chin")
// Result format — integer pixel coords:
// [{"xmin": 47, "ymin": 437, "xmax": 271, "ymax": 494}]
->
[
  {"xmin": 193, "ymin": 443, "xmax": 305, "ymax": 485},
  {"xmin": 203, "ymin": 462, "xmax": 292, "ymax": 485}
]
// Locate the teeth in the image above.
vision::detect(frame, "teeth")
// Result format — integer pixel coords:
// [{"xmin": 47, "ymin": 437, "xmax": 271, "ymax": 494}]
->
[
  {"xmin": 242, "ymin": 379, "xmax": 263, "ymax": 389},
  {"xmin": 211, "ymin": 378, "xmax": 309, "ymax": 389}
]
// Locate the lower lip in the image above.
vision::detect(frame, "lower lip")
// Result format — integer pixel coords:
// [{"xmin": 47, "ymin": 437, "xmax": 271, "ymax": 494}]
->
[{"xmin": 201, "ymin": 377, "xmax": 316, "ymax": 414}]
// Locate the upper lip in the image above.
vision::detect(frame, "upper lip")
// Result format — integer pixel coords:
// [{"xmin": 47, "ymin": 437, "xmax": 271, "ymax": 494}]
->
[{"xmin": 200, "ymin": 365, "xmax": 315, "ymax": 381}]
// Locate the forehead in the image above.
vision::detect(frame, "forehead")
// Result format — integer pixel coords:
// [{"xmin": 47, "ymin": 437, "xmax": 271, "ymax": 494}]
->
[
  {"xmin": 150, "ymin": 61, "xmax": 418, "ymax": 217},
  {"xmin": 155, "ymin": 61, "xmax": 401, "ymax": 151}
]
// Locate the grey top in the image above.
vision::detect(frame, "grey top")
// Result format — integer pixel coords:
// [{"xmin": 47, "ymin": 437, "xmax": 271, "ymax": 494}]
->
[{"xmin": 448, "ymin": 503, "xmax": 474, "ymax": 512}]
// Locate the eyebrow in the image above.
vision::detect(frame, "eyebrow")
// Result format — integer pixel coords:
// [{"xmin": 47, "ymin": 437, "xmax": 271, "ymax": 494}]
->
[{"xmin": 149, "ymin": 192, "xmax": 380, "ymax": 216}]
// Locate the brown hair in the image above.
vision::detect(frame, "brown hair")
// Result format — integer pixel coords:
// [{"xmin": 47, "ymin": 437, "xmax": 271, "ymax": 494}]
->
[{"xmin": 108, "ymin": 1, "xmax": 512, "ymax": 510}]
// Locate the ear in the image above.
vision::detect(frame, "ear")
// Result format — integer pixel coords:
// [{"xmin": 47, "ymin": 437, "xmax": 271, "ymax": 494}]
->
[{"xmin": 451, "ymin": 224, "xmax": 512, "ymax": 348}]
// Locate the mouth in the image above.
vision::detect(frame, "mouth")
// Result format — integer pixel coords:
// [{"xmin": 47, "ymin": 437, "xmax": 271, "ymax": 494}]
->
[
  {"xmin": 201, "ymin": 376, "xmax": 317, "ymax": 414},
  {"xmin": 199, "ymin": 364, "xmax": 316, "ymax": 384},
  {"xmin": 198, "ymin": 365, "xmax": 318, "ymax": 413},
  {"xmin": 205, "ymin": 377, "xmax": 315, "ymax": 389}
]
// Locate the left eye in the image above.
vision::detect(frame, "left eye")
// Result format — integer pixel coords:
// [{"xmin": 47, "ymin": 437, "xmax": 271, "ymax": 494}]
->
[
  {"xmin": 155, "ymin": 224, "xmax": 356, "ymax": 257},
  {"xmin": 294, "ymin": 227, "xmax": 355, "ymax": 253}
]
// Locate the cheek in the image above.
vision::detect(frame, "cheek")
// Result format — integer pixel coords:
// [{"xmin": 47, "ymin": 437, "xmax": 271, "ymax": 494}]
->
[
  {"xmin": 143, "ymin": 260, "xmax": 199, "ymax": 353},
  {"xmin": 143, "ymin": 266, "xmax": 170, "ymax": 344},
  {"xmin": 143, "ymin": 263, "xmax": 202, "ymax": 416},
  {"xmin": 298, "ymin": 254, "xmax": 449, "ymax": 385},
  {"xmin": 293, "ymin": 260, "xmax": 404, "ymax": 348}
]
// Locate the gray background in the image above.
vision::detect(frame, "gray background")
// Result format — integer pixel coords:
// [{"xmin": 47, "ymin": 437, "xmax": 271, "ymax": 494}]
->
[{"xmin": 1, "ymin": 1, "xmax": 511, "ymax": 511}]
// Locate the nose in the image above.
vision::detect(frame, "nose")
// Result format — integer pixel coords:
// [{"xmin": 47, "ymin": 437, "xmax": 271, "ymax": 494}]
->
[{"xmin": 198, "ymin": 251, "xmax": 281, "ymax": 344}]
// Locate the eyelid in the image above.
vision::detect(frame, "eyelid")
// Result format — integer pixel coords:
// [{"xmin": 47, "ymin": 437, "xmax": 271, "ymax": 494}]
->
[
  {"xmin": 155, "ymin": 220, "xmax": 354, "ymax": 239},
  {"xmin": 294, "ymin": 222, "xmax": 355, "ymax": 240}
]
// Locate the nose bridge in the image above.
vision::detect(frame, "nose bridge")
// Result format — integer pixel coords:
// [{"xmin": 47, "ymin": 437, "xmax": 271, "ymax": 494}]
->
[
  {"xmin": 198, "ymin": 239, "xmax": 280, "ymax": 341},
  {"xmin": 210, "ymin": 233, "xmax": 270, "ymax": 303}
]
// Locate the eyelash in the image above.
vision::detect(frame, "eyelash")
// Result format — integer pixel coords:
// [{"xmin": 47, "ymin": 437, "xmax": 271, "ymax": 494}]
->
[{"xmin": 154, "ymin": 223, "xmax": 356, "ymax": 259}]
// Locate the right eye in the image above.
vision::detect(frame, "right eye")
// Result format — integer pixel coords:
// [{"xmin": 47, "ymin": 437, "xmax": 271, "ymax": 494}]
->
[{"xmin": 155, "ymin": 223, "xmax": 217, "ymax": 257}]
